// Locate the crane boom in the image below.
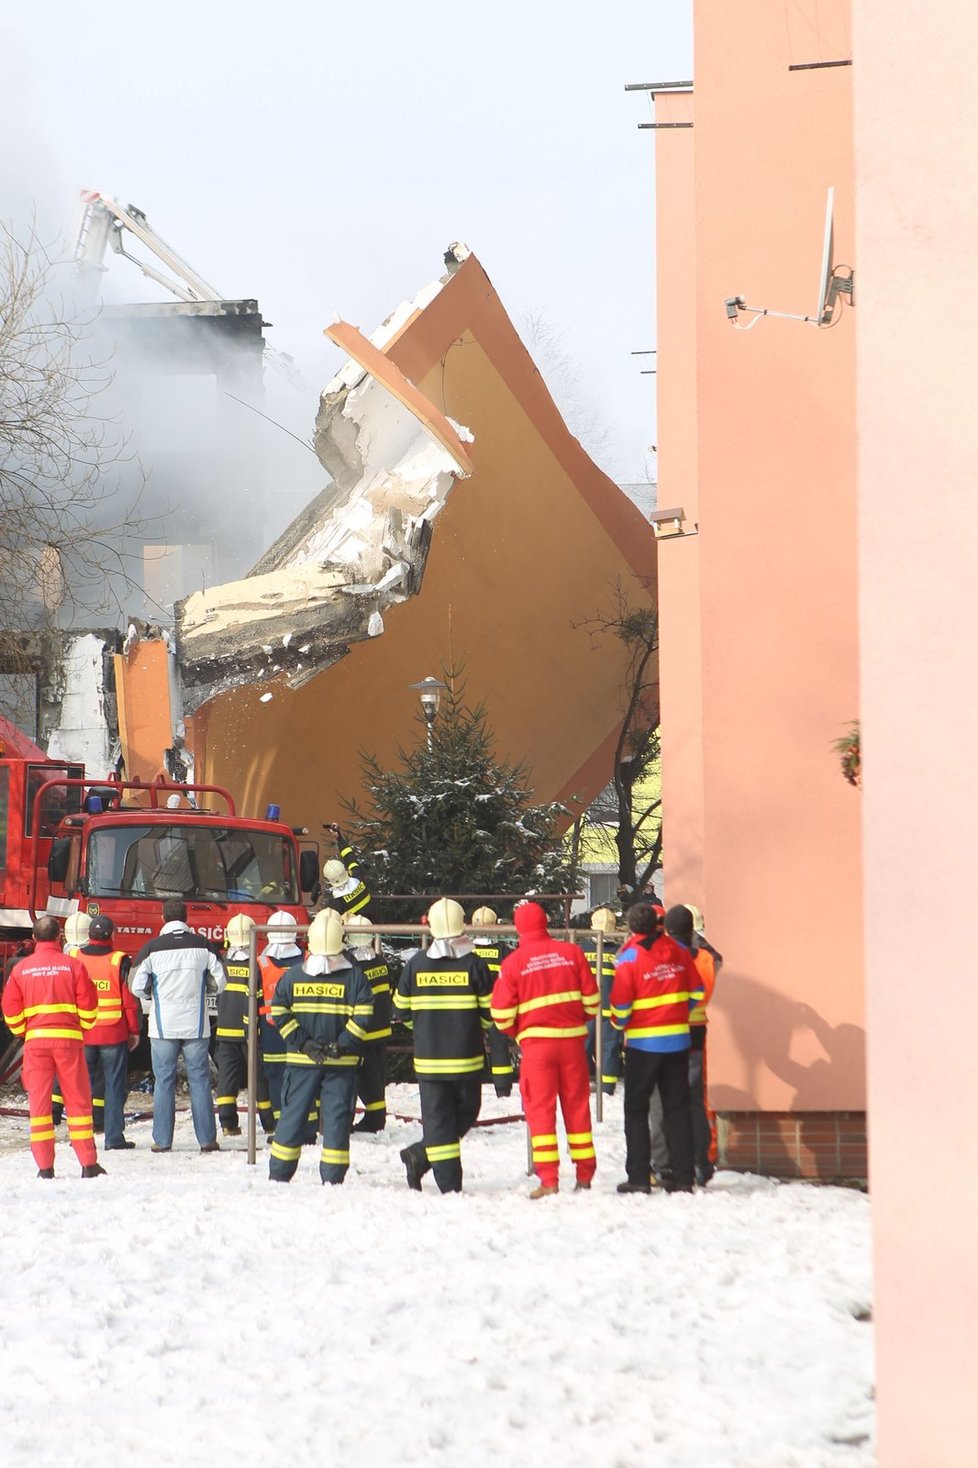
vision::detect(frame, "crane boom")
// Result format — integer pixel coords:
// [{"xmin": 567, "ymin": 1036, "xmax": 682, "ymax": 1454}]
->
[{"xmin": 73, "ymin": 190, "xmax": 307, "ymax": 392}]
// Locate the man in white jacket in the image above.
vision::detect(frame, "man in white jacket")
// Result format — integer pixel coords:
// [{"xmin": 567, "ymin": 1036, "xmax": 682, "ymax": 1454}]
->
[{"xmin": 130, "ymin": 899, "xmax": 226, "ymax": 1153}]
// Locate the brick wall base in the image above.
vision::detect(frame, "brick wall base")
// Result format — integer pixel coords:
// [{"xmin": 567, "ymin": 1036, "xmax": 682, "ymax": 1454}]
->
[{"xmin": 716, "ymin": 1111, "xmax": 867, "ymax": 1183}]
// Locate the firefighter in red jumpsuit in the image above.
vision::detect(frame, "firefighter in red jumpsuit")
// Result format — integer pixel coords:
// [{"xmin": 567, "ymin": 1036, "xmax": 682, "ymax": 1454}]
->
[
  {"xmin": 1, "ymin": 915, "xmax": 106, "ymax": 1178},
  {"xmin": 492, "ymin": 902, "xmax": 599, "ymax": 1198}
]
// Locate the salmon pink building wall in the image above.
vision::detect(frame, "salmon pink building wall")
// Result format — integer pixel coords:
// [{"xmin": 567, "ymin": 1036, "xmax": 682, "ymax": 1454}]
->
[
  {"xmin": 854, "ymin": 1, "xmax": 978, "ymax": 1460},
  {"xmin": 656, "ymin": 1, "xmax": 864, "ymax": 1117}
]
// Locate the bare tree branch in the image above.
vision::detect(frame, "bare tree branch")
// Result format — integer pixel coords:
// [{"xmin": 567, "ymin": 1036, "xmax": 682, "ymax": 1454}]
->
[{"xmin": 0, "ymin": 216, "xmax": 155, "ymax": 637}]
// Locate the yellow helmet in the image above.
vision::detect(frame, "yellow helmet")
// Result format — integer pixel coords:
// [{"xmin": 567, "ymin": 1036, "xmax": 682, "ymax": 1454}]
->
[
  {"xmin": 308, "ymin": 909, "xmax": 345, "ymax": 957},
  {"xmin": 226, "ymin": 913, "xmax": 256, "ymax": 949},
  {"xmin": 64, "ymin": 911, "xmax": 91, "ymax": 947},
  {"xmin": 343, "ymin": 913, "xmax": 374, "ymax": 950},
  {"xmin": 590, "ymin": 907, "xmax": 617, "ymax": 934},
  {"xmin": 428, "ymin": 898, "xmax": 465, "ymax": 940},
  {"xmin": 471, "ymin": 906, "xmax": 498, "ymax": 927}
]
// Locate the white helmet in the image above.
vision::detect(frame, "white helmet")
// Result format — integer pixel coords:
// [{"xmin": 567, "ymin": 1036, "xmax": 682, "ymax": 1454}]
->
[
  {"xmin": 323, "ymin": 858, "xmax": 348, "ymax": 886},
  {"xmin": 308, "ymin": 909, "xmax": 345, "ymax": 957},
  {"xmin": 64, "ymin": 911, "xmax": 91, "ymax": 947},
  {"xmin": 685, "ymin": 903, "xmax": 705, "ymax": 932},
  {"xmin": 267, "ymin": 910, "xmax": 298, "ymax": 934},
  {"xmin": 344, "ymin": 913, "xmax": 374, "ymax": 951},
  {"xmin": 471, "ymin": 906, "xmax": 498, "ymax": 927},
  {"xmin": 428, "ymin": 898, "xmax": 465, "ymax": 941},
  {"xmin": 226, "ymin": 913, "xmax": 256, "ymax": 949},
  {"xmin": 590, "ymin": 907, "xmax": 617, "ymax": 934}
]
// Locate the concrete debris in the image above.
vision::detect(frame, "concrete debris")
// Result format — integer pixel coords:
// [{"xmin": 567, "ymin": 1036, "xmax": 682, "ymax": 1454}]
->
[{"xmin": 174, "ymin": 294, "xmax": 474, "ymax": 714}]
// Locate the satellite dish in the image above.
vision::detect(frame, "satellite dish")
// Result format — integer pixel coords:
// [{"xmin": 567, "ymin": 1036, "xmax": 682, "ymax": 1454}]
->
[
  {"xmin": 816, "ymin": 187, "xmax": 836, "ymax": 325},
  {"xmin": 725, "ymin": 185, "xmax": 852, "ymax": 330}
]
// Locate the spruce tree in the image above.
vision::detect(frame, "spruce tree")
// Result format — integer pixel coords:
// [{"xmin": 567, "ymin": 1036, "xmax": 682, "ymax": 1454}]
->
[{"xmin": 342, "ymin": 676, "xmax": 574, "ymax": 920}]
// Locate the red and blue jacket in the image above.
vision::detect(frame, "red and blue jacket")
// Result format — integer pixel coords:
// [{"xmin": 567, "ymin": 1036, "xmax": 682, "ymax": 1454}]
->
[{"xmin": 610, "ymin": 933, "xmax": 704, "ymax": 1053}]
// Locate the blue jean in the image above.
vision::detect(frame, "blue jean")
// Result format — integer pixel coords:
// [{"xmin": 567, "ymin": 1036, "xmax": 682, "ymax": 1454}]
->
[
  {"xmin": 86, "ymin": 1042, "xmax": 129, "ymax": 1148},
  {"xmin": 150, "ymin": 1037, "xmax": 216, "ymax": 1148}
]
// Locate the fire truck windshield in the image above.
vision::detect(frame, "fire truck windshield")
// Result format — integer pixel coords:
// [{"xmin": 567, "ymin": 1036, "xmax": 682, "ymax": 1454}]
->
[{"xmin": 84, "ymin": 824, "xmax": 298, "ymax": 904}]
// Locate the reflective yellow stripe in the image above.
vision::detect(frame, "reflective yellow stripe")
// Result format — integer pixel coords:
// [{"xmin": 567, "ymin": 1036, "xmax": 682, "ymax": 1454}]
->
[
  {"xmin": 68, "ymin": 1128, "xmax": 95, "ymax": 1140},
  {"xmin": 270, "ymin": 1141, "xmax": 302, "ymax": 1161},
  {"xmin": 532, "ymin": 1133, "xmax": 558, "ymax": 1145},
  {"xmin": 409, "ymin": 995, "xmax": 480, "ymax": 1010},
  {"xmin": 320, "ymin": 1148, "xmax": 349, "ymax": 1165},
  {"xmin": 30, "ymin": 1128, "xmax": 56, "ymax": 1141},
  {"xmin": 23, "ymin": 1003, "xmax": 80, "ymax": 1017},
  {"xmin": 31, "ymin": 1114, "xmax": 53, "ymax": 1126},
  {"xmin": 216, "ymin": 1095, "xmax": 237, "ymax": 1106},
  {"xmin": 532, "ymin": 1148, "xmax": 560, "ymax": 1162},
  {"xmin": 216, "ymin": 1027, "xmax": 245, "ymax": 1039},
  {"xmin": 363, "ymin": 1101, "xmax": 386, "ymax": 1112},
  {"xmin": 490, "ymin": 1065, "xmax": 512, "ymax": 1075},
  {"xmin": 490, "ymin": 1005, "xmax": 517, "ymax": 1023},
  {"xmin": 582, "ymin": 995, "xmax": 600, "ymax": 1014},
  {"xmin": 226, "ymin": 982, "xmax": 249, "ymax": 994},
  {"xmin": 290, "ymin": 1003, "xmax": 352, "ymax": 1015},
  {"xmin": 515, "ymin": 990, "xmax": 582, "ymax": 1016},
  {"xmin": 26, "ymin": 1028, "xmax": 83, "ymax": 1042},
  {"xmin": 414, "ymin": 1056, "xmax": 484, "ymax": 1074},
  {"xmin": 347, "ymin": 1021, "xmax": 369, "ymax": 1040},
  {"xmin": 632, "ymin": 992, "xmax": 691, "ymax": 1011},
  {"xmin": 568, "ymin": 1144, "xmax": 596, "ymax": 1159},
  {"xmin": 566, "ymin": 1132, "xmax": 592, "ymax": 1144},
  {"xmin": 627, "ymin": 1023, "xmax": 690, "ymax": 1038},
  {"xmin": 65, "ymin": 1114, "xmax": 92, "ymax": 1125},
  {"xmin": 425, "ymin": 1142, "xmax": 461, "ymax": 1162},
  {"xmin": 516, "ymin": 1025, "xmax": 588, "ymax": 1041}
]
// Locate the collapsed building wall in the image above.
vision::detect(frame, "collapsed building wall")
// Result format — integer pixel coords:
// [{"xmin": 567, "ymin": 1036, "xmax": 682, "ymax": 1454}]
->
[{"xmin": 173, "ymin": 250, "xmax": 658, "ymax": 833}]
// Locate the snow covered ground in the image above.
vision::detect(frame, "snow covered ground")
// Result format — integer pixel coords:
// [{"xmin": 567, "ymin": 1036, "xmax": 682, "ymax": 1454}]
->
[{"xmin": 0, "ymin": 1084, "xmax": 875, "ymax": 1468}]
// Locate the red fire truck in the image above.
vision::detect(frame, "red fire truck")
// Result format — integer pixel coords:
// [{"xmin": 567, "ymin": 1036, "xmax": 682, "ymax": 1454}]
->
[{"xmin": 0, "ymin": 714, "xmax": 317, "ymax": 971}]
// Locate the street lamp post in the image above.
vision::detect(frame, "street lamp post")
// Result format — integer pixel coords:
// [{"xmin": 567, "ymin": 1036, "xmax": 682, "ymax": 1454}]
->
[{"xmin": 409, "ymin": 676, "xmax": 447, "ymax": 751}]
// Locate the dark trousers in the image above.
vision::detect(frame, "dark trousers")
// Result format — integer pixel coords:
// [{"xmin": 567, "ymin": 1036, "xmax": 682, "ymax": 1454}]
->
[
  {"xmin": 269, "ymin": 1064, "xmax": 359, "ymax": 1184},
  {"xmin": 586, "ymin": 973, "xmax": 624, "ymax": 1093},
  {"xmin": 403, "ymin": 1076, "xmax": 482, "ymax": 1193},
  {"xmin": 215, "ymin": 1039, "xmax": 274, "ymax": 1132},
  {"xmin": 260, "ymin": 1016, "xmax": 287, "ymax": 1121},
  {"xmin": 623, "ymin": 1045, "xmax": 694, "ymax": 1189},
  {"xmin": 356, "ymin": 1042, "xmax": 387, "ymax": 1127},
  {"xmin": 85, "ymin": 1042, "xmax": 128, "ymax": 1148}
]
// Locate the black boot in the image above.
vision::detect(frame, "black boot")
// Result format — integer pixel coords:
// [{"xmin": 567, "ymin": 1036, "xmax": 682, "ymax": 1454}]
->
[
  {"xmin": 37, "ymin": 1167, "xmax": 55, "ymax": 1179},
  {"xmin": 81, "ymin": 1163, "xmax": 107, "ymax": 1178},
  {"xmin": 400, "ymin": 1145, "xmax": 424, "ymax": 1192}
]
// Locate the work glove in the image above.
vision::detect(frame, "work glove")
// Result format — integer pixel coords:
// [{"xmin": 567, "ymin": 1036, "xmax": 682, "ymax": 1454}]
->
[
  {"xmin": 324, "ymin": 1041, "xmax": 344, "ymax": 1061},
  {"xmin": 494, "ymin": 1079, "xmax": 514, "ymax": 1099},
  {"xmin": 300, "ymin": 1038, "xmax": 329, "ymax": 1064}
]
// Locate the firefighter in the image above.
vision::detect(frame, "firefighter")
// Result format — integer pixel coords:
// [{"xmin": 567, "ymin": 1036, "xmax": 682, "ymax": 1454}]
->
[
  {"xmin": 469, "ymin": 907, "xmax": 516, "ymax": 1096},
  {"xmin": 70, "ymin": 914, "xmax": 140, "ymax": 1151},
  {"xmin": 1, "ymin": 915, "xmax": 105, "ymax": 1178},
  {"xmin": 343, "ymin": 913, "xmax": 393, "ymax": 1133},
  {"xmin": 258, "ymin": 910, "xmax": 305, "ymax": 1130},
  {"xmin": 215, "ymin": 913, "xmax": 275, "ymax": 1139},
  {"xmin": 610, "ymin": 902, "xmax": 703, "ymax": 1194},
  {"xmin": 581, "ymin": 907, "xmax": 623, "ymax": 1095},
  {"xmin": 666, "ymin": 903, "xmax": 721, "ymax": 1186},
  {"xmin": 317, "ymin": 823, "xmax": 371, "ymax": 918},
  {"xmin": 394, "ymin": 898, "xmax": 495, "ymax": 1194},
  {"xmin": 268, "ymin": 910, "xmax": 373, "ymax": 1185},
  {"xmin": 52, "ymin": 911, "xmax": 94, "ymax": 1129},
  {"xmin": 492, "ymin": 902, "xmax": 599, "ymax": 1198}
]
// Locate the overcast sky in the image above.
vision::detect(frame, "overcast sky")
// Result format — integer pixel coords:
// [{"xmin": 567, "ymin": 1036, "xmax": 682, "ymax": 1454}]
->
[{"xmin": 2, "ymin": 1, "xmax": 692, "ymax": 484}]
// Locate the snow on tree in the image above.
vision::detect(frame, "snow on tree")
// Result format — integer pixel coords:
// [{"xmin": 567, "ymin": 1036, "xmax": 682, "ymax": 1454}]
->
[{"xmin": 342, "ymin": 674, "xmax": 575, "ymax": 920}]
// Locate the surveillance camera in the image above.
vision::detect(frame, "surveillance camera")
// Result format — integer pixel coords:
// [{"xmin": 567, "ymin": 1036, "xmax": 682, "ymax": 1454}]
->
[{"xmin": 724, "ymin": 296, "xmax": 745, "ymax": 321}]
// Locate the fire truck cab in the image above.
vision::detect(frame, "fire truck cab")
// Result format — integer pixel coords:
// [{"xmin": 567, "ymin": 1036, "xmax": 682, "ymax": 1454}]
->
[{"xmin": 0, "ymin": 716, "xmax": 316, "ymax": 966}]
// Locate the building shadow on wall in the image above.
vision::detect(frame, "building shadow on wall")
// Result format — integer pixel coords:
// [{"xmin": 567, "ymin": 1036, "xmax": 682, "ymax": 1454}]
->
[{"xmin": 710, "ymin": 974, "xmax": 867, "ymax": 1178}]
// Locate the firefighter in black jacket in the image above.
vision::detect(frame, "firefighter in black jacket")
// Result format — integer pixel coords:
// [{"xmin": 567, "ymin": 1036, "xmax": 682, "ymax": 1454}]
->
[
  {"xmin": 581, "ymin": 907, "xmax": 624, "ymax": 1095},
  {"xmin": 343, "ymin": 913, "xmax": 394, "ymax": 1132},
  {"xmin": 394, "ymin": 898, "xmax": 495, "ymax": 1194},
  {"xmin": 470, "ymin": 906, "xmax": 516, "ymax": 1096},
  {"xmin": 268, "ymin": 910, "xmax": 374, "ymax": 1186},
  {"xmin": 215, "ymin": 914, "xmax": 275, "ymax": 1139},
  {"xmin": 317, "ymin": 823, "xmax": 371, "ymax": 918}
]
